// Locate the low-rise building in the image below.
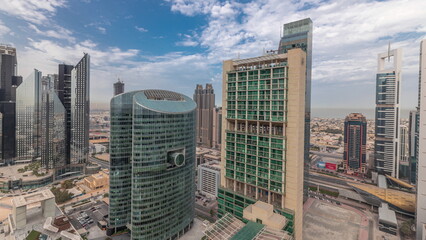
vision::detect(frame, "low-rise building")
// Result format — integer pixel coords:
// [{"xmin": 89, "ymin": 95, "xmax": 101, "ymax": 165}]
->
[
  {"xmin": 378, "ymin": 203, "xmax": 398, "ymax": 235},
  {"xmin": 198, "ymin": 161, "xmax": 221, "ymax": 197},
  {"xmin": 83, "ymin": 169, "xmax": 109, "ymax": 190}
]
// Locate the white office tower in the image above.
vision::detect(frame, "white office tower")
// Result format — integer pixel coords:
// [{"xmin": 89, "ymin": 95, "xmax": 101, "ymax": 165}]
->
[
  {"xmin": 374, "ymin": 48, "xmax": 402, "ymax": 178},
  {"xmin": 417, "ymin": 39, "xmax": 426, "ymax": 240}
]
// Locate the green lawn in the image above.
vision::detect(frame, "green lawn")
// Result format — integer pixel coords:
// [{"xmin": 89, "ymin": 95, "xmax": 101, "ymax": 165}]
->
[{"xmin": 26, "ymin": 230, "xmax": 41, "ymax": 240}]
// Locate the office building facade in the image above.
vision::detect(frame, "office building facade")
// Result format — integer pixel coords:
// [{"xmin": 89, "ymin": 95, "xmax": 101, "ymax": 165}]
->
[
  {"xmin": 417, "ymin": 39, "xmax": 426, "ymax": 240},
  {"xmin": 109, "ymin": 90, "xmax": 196, "ymax": 240},
  {"xmin": 408, "ymin": 110, "xmax": 419, "ymax": 184},
  {"xmin": 0, "ymin": 45, "xmax": 21, "ymax": 164},
  {"xmin": 40, "ymin": 76, "xmax": 66, "ymax": 170},
  {"xmin": 58, "ymin": 64, "xmax": 73, "ymax": 164},
  {"xmin": 198, "ymin": 161, "xmax": 221, "ymax": 197},
  {"xmin": 278, "ymin": 18, "xmax": 312, "ymax": 201},
  {"xmin": 343, "ymin": 113, "xmax": 367, "ymax": 174},
  {"xmin": 398, "ymin": 125, "xmax": 410, "ymax": 178},
  {"xmin": 212, "ymin": 106, "xmax": 222, "ymax": 149},
  {"xmin": 16, "ymin": 69, "xmax": 43, "ymax": 161},
  {"xmin": 193, "ymin": 84, "xmax": 215, "ymax": 148},
  {"xmin": 374, "ymin": 48, "xmax": 402, "ymax": 178},
  {"xmin": 113, "ymin": 79, "xmax": 124, "ymax": 96},
  {"xmin": 218, "ymin": 49, "xmax": 306, "ymax": 239},
  {"xmin": 70, "ymin": 54, "xmax": 90, "ymax": 169}
]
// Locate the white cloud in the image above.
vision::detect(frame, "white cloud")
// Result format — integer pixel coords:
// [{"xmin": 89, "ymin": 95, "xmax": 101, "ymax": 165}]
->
[
  {"xmin": 176, "ymin": 34, "xmax": 198, "ymax": 46},
  {"xmin": 28, "ymin": 24, "xmax": 75, "ymax": 42},
  {"xmin": 135, "ymin": 26, "xmax": 148, "ymax": 32},
  {"xmin": 0, "ymin": 0, "xmax": 66, "ymax": 24},
  {"xmin": 165, "ymin": 0, "xmax": 426, "ymax": 109},
  {"xmin": 97, "ymin": 27, "xmax": 106, "ymax": 34},
  {"xmin": 0, "ymin": 20, "xmax": 10, "ymax": 36}
]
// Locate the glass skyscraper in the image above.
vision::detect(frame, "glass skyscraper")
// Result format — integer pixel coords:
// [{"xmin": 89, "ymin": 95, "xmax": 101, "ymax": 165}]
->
[
  {"xmin": 41, "ymin": 75, "xmax": 66, "ymax": 171},
  {"xmin": 374, "ymin": 48, "xmax": 402, "ymax": 178},
  {"xmin": 218, "ymin": 48, "xmax": 307, "ymax": 239},
  {"xmin": 16, "ymin": 69, "xmax": 42, "ymax": 161},
  {"xmin": 0, "ymin": 45, "xmax": 21, "ymax": 165},
  {"xmin": 70, "ymin": 54, "xmax": 90, "ymax": 171},
  {"xmin": 108, "ymin": 90, "xmax": 196, "ymax": 240},
  {"xmin": 278, "ymin": 18, "xmax": 312, "ymax": 202}
]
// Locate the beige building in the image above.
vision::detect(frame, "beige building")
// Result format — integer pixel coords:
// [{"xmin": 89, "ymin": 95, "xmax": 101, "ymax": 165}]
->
[
  {"xmin": 194, "ymin": 84, "xmax": 215, "ymax": 148},
  {"xmin": 83, "ymin": 169, "xmax": 109, "ymax": 190},
  {"xmin": 218, "ymin": 48, "xmax": 306, "ymax": 239}
]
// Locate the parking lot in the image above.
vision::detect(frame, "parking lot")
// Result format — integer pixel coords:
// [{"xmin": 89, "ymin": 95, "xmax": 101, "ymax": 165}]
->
[{"xmin": 68, "ymin": 200, "xmax": 109, "ymax": 238}]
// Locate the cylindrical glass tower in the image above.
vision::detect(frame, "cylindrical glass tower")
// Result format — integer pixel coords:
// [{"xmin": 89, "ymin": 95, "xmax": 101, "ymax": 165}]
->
[{"xmin": 109, "ymin": 90, "xmax": 196, "ymax": 240}]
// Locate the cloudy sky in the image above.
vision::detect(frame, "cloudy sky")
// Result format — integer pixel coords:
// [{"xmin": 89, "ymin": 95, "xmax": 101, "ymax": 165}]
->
[{"xmin": 0, "ymin": 0, "xmax": 425, "ymax": 114}]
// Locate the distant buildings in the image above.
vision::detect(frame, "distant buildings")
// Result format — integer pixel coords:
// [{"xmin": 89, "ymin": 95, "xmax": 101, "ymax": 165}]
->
[
  {"xmin": 374, "ymin": 48, "xmax": 402, "ymax": 178},
  {"xmin": 0, "ymin": 45, "xmax": 21, "ymax": 165},
  {"xmin": 212, "ymin": 106, "xmax": 222, "ymax": 149},
  {"xmin": 194, "ymin": 84, "xmax": 215, "ymax": 148},
  {"xmin": 108, "ymin": 90, "xmax": 196, "ymax": 239},
  {"xmin": 416, "ymin": 39, "xmax": 426, "ymax": 240},
  {"xmin": 343, "ymin": 113, "xmax": 367, "ymax": 174},
  {"xmin": 408, "ymin": 110, "xmax": 419, "ymax": 184},
  {"xmin": 198, "ymin": 161, "xmax": 221, "ymax": 197},
  {"xmin": 113, "ymin": 79, "xmax": 124, "ymax": 96},
  {"xmin": 219, "ymin": 48, "xmax": 306, "ymax": 239},
  {"xmin": 14, "ymin": 54, "xmax": 90, "ymax": 179},
  {"xmin": 398, "ymin": 125, "xmax": 410, "ymax": 178}
]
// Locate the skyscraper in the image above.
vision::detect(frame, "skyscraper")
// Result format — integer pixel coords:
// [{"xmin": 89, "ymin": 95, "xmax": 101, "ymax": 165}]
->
[
  {"xmin": 70, "ymin": 54, "xmax": 90, "ymax": 171},
  {"xmin": 58, "ymin": 64, "xmax": 73, "ymax": 164},
  {"xmin": 408, "ymin": 110, "xmax": 419, "ymax": 184},
  {"xmin": 218, "ymin": 48, "xmax": 306, "ymax": 239},
  {"xmin": 398, "ymin": 125, "xmax": 410, "ymax": 178},
  {"xmin": 278, "ymin": 18, "xmax": 312, "ymax": 200},
  {"xmin": 212, "ymin": 106, "xmax": 222, "ymax": 149},
  {"xmin": 40, "ymin": 76, "xmax": 66, "ymax": 171},
  {"xmin": 15, "ymin": 69, "xmax": 42, "ymax": 161},
  {"xmin": 343, "ymin": 113, "xmax": 367, "ymax": 175},
  {"xmin": 108, "ymin": 90, "xmax": 196, "ymax": 239},
  {"xmin": 416, "ymin": 39, "xmax": 426, "ymax": 240},
  {"xmin": 374, "ymin": 48, "xmax": 402, "ymax": 178},
  {"xmin": 113, "ymin": 79, "xmax": 124, "ymax": 96},
  {"xmin": 193, "ymin": 84, "xmax": 215, "ymax": 148},
  {"xmin": 0, "ymin": 45, "xmax": 21, "ymax": 165}
]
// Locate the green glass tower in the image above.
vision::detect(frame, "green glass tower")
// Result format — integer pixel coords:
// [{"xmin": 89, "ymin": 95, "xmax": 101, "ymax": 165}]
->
[{"xmin": 108, "ymin": 90, "xmax": 196, "ymax": 240}]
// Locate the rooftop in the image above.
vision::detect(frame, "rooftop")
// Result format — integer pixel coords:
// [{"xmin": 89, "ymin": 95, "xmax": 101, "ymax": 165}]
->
[
  {"xmin": 378, "ymin": 203, "xmax": 398, "ymax": 226},
  {"xmin": 0, "ymin": 163, "xmax": 53, "ymax": 182},
  {"xmin": 12, "ymin": 189, "xmax": 54, "ymax": 207}
]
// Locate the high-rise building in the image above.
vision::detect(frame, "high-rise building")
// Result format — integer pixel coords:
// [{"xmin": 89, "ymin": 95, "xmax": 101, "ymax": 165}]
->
[
  {"xmin": 193, "ymin": 84, "xmax": 215, "ymax": 148},
  {"xmin": 70, "ymin": 54, "xmax": 90, "ymax": 171},
  {"xmin": 408, "ymin": 110, "xmax": 419, "ymax": 184},
  {"xmin": 113, "ymin": 79, "xmax": 124, "ymax": 96},
  {"xmin": 343, "ymin": 113, "xmax": 367, "ymax": 174},
  {"xmin": 58, "ymin": 64, "xmax": 73, "ymax": 164},
  {"xmin": 416, "ymin": 39, "xmax": 426, "ymax": 240},
  {"xmin": 278, "ymin": 18, "xmax": 312, "ymax": 201},
  {"xmin": 212, "ymin": 106, "xmax": 222, "ymax": 149},
  {"xmin": 374, "ymin": 48, "xmax": 402, "ymax": 178},
  {"xmin": 40, "ymin": 76, "xmax": 66, "ymax": 171},
  {"xmin": 108, "ymin": 90, "xmax": 196, "ymax": 239},
  {"xmin": 198, "ymin": 161, "xmax": 221, "ymax": 198},
  {"xmin": 398, "ymin": 125, "xmax": 410, "ymax": 178},
  {"xmin": 218, "ymin": 48, "xmax": 306, "ymax": 239},
  {"xmin": 15, "ymin": 69, "xmax": 42, "ymax": 161},
  {"xmin": 0, "ymin": 45, "xmax": 21, "ymax": 165}
]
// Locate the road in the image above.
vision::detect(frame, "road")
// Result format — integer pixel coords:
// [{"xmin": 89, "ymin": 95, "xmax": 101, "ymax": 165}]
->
[{"xmin": 89, "ymin": 156, "xmax": 110, "ymax": 169}]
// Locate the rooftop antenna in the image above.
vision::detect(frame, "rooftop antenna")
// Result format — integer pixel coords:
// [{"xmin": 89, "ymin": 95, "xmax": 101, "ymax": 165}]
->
[{"xmin": 388, "ymin": 41, "xmax": 391, "ymax": 62}]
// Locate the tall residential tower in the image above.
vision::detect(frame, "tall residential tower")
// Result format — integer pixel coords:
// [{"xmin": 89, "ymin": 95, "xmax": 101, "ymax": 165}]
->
[
  {"xmin": 218, "ymin": 48, "xmax": 306, "ymax": 239},
  {"xmin": 343, "ymin": 113, "xmax": 367, "ymax": 174},
  {"xmin": 374, "ymin": 48, "xmax": 402, "ymax": 178},
  {"xmin": 108, "ymin": 90, "xmax": 196, "ymax": 239},
  {"xmin": 193, "ymin": 84, "xmax": 215, "ymax": 148},
  {"xmin": 278, "ymin": 18, "xmax": 312, "ymax": 200},
  {"xmin": 416, "ymin": 39, "xmax": 426, "ymax": 240}
]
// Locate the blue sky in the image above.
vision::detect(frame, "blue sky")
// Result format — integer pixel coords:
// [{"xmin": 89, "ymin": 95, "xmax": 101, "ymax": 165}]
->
[{"xmin": 0, "ymin": 0, "xmax": 425, "ymax": 115}]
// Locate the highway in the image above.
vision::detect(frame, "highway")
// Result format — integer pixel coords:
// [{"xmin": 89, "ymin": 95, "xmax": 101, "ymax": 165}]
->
[{"xmin": 89, "ymin": 156, "xmax": 110, "ymax": 169}]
